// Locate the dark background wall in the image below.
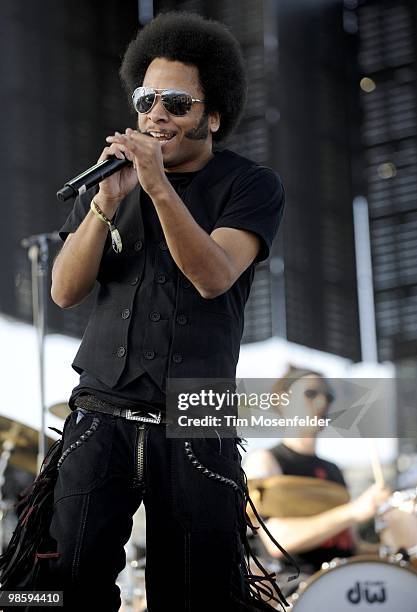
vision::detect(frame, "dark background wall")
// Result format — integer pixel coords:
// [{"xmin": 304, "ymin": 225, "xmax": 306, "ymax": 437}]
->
[
  {"xmin": 5, "ymin": 0, "xmax": 414, "ymax": 369},
  {"xmin": 1, "ymin": 0, "xmax": 139, "ymax": 337},
  {"xmin": 356, "ymin": 0, "xmax": 417, "ymax": 363},
  {"xmin": 274, "ymin": 0, "xmax": 361, "ymax": 360},
  {"xmin": 355, "ymin": 0, "xmax": 417, "ymax": 451}
]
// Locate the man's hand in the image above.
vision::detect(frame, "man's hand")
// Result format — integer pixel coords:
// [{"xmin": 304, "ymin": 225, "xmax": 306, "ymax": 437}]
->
[
  {"xmin": 350, "ymin": 483, "xmax": 390, "ymax": 523},
  {"xmin": 105, "ymin": 128, "xmax": 171, "ymax": 199},
  {"xmin": 94, "ymin": 136, "xmax": 139, "ymax": 217}
]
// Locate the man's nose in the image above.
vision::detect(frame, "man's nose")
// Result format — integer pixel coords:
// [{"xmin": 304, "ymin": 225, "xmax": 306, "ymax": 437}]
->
[
  {"xmin": 147, "ymin": 95, "xmax": 170, "ymax": 122},
  {"xmin": 313, "ymin": 394, "xmax": 328, "ymax": 410}
]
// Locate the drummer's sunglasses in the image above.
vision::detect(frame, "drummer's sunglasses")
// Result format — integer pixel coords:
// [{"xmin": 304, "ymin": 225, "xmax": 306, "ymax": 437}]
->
[
  {"xmin": 132, "ymin": 87, "xmax": 205, "ymax": 116},
  {"xmin": 304, "ymin": 388, "xmax": 334, "ymax": 404}
]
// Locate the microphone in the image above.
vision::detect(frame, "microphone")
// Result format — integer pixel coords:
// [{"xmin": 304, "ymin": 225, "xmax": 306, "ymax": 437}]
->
[{"xmin": 56, "ymin": 155, "xmax": 132, "ymax": 202}]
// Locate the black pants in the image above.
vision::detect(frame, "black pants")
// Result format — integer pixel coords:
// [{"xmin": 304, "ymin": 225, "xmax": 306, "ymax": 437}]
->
[{"xmin": 33, "ymin": 407, "xmax": 258, "ymax": 612}]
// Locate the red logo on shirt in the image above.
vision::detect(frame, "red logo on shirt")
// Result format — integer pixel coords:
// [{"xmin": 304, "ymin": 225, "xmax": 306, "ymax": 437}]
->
[
  {"xmin": 322, "ymin": 529, "xmax": 355, "ymax": 551},
  {"xmin": 314, "ymin": 467, "xmax": 328, "ymax": 480}
]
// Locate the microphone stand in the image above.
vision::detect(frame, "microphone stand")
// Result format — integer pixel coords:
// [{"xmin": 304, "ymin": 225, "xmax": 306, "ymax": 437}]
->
[{"xmin": 21, "ymin": 232, "xmax": 60, "ymax": 473}]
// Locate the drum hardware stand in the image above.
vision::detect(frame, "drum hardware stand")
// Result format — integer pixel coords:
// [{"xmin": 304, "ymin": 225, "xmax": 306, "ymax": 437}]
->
[
  {"xmin": 0, "ymin": 430, "xmax": 21, "ymax": 554},
  {"xmin": 21, "ymin": 231, "xmax": 60, "ymax": 472},
  {"xmin": 118, "ymin": 538, "xmax": 147, "ymax": 612},
  {"xmin": 122, "ymin": 539, "xmax": 136, "ymax": 612},
  {"xmin": 380, "ymin": 546, "xmax": 417, "ymax": 567},
  {"xmin": 407, "ymin": 544, "xmax": 417, "ymax": 558}
]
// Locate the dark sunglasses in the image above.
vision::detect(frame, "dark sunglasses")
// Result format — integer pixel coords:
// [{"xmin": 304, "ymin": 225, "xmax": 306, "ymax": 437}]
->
[
  {"xmin": 304, "ymin": 388, "xmax": 334, "ymax": 404},
  {"xmin": 132, "ymin": 87, "xmax": 205, "ymax": 117}
]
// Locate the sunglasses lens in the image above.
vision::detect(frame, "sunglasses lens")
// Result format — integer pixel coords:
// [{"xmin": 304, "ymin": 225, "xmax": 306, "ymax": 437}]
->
[
  {"xmin": 162, "ymin": 91, "xmax": 193, "ymax": 116},
  {"xmin": 136, "ymin": 94, "xmax": 155, "ymax": 113},
  {"xmin": 132, "ymin": 88, "xmax": 155, "ymax": 113},
  {"xmin": 132, "ymin": 88, "xmax": 195, "ymax": 116},
  {"xmin": 304, "ymin": 389, "xmax": 334, "ymax": 404},
  {"xmin": 141, "ymin": 94, "xmax": 156, "ymax": 112}
]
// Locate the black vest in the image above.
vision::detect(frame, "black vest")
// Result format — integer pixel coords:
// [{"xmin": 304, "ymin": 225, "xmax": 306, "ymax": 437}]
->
[{"xmin": 72, "ymin": 150, "xmax": 259, "ymax": 390}]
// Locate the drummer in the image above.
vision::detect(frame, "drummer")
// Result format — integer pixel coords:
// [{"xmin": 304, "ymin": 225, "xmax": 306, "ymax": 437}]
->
[{"xmin": 244, "ymin": 365, "xmax": 390, "ymax": 575}]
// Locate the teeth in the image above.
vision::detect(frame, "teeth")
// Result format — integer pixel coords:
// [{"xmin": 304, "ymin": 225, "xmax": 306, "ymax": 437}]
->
[{"xmin": 149, "ymin": 132, "xmax": 174, "ymax": 139}]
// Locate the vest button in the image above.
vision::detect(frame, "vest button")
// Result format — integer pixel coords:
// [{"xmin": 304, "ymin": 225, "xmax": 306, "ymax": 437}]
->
[
  {"xmin": 156, "ymin": 273, "xmax": 166, "ymax": 284},
  {"xmin": 159, "ymin": 240, "xmax": 168, "ymax": 251},
  {"xmin": 172, "ymin": 353, "xmax": 183, "ymax": 364},
  {"xmin": 182, "ymin": 279, "xmax": 191, "ymax": 289},
  {"xmin": 176, "ymin": 314, "xmax": 187, "ymax": 325},
  {"xmin": 149, "ymin": 311, "xmax": 161, "ymax": 322},
  {"xmin": 116, "ymin": 346, "xmax": 126, "ymax": 358},
  {"xmin": 121, "ymin": 308, "xmax": 130, "ymax": 319},
  {"xmin": 130, "ymin": 276, "xmax": 139, "ymax": 285},
  {"xmin": 134, "ymin": 240, "xmax": 143, "ymax": 251},
  {"xmin": 144, "ymin": 350, "xmax": 155, "ymax": 360}
]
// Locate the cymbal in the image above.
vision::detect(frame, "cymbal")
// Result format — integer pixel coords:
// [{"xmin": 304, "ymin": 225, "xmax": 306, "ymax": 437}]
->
[
  {"xmin": 248, "ymin": 474, "xmax": 350, "ymax": 519},
  {"xmin": 49, "ymin": 402, "xmax": 71, "ymax": 419},
  {"xmin": 0, "ymin": 416, "xmax": 54, "ymax": 475}
]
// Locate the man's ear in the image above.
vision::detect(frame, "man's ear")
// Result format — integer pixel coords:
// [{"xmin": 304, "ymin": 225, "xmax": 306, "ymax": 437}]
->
[{"xmin": 209, "ymin": 112, "xmax": 221, "ymax": 134}]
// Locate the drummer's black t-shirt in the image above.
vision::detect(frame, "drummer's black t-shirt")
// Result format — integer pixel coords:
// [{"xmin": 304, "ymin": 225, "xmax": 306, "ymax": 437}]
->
[{"xmin": 270, "ymin": 443, "xmax": 356, "ymax": 572}]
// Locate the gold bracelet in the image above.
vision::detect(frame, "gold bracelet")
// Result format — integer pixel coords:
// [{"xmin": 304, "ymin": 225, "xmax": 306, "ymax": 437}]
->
[{"xmin": 90, "ymin": 198, "xmax": 122, "ymax": 253}]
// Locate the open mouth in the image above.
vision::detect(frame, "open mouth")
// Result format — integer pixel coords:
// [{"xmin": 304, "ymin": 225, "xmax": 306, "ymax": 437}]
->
[{"xmin": 148, "ymin": 131, "xmax": 177, "ymax": 145}]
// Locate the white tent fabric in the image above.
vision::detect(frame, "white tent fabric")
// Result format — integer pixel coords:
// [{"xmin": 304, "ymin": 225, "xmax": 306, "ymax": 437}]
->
[
  {"xmin": 0, "ymin": 315, "xmax": 80, "ymax": 438},
  {"xmin": 0, "ymin": 314, "xmax": 396, "ymax": 465}
]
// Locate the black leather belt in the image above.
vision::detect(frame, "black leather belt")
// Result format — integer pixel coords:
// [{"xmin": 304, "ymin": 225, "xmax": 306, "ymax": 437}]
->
[{"xmin": 74, "ymin": 394, "xmax": 168, "ymax": 424}]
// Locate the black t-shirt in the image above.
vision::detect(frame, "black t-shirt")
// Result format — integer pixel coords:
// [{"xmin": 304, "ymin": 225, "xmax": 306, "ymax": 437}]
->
[
  {"xmin": 270, "ymin": 443, "xmax": 355, "ymax": 571},
  {"xmin": 59, "ymin": 150, "xmax": 285, "ymax": 411}
]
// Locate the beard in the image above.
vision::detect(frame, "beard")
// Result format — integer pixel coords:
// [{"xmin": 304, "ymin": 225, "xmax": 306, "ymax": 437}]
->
[{"xmin": 184, "ymin": 111, "xmax": 209, "ymax": 140}]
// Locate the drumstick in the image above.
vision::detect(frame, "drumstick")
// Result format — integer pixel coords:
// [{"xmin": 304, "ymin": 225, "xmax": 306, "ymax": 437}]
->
[{"xmin": 368, "ymin": 439, "xmax": 384, "ymax": 487}]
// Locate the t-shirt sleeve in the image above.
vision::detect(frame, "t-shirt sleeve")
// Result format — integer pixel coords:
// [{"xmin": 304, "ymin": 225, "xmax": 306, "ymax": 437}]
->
[
  {"xmin": 58, "ymin": 186, "xmax": 99, "ymax": 242},
  {"xmin": 212, "ymin": 165, "xmax": 285, "ymax": 263}
]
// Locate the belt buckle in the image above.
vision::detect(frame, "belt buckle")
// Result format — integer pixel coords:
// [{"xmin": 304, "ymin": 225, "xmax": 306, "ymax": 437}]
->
[{"xmin": 125, "ymin": 409, "xmax": 162, "ymax": 424}]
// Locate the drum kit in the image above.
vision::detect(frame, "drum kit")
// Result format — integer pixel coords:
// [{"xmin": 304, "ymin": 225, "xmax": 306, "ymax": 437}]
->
[
  {"xmin": 248, "ymin": 476, "xmax": 417, "ymax": 611},
  {"xmin": 288, "ymin": 555, "xmax": 417, "ymax": 611},
  {"xmin": 248, "ymin": 474, "xmax": 351, "ymax": 518},
  {"xmin": 0, "ymin": 402, "xmax": 69, "ymax": 479},
  {"xmin": 0, "ymin": 416, "xmax": 46, "ymax": 476}
]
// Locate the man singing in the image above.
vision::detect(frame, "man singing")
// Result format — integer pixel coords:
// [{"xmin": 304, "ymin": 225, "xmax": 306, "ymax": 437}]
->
[{"xmin": 47, "ymin": 11, "xmax": 285, "ymax": 611}]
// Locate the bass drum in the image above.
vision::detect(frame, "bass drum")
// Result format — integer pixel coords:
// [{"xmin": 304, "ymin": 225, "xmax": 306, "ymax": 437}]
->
[{"xmin": 288, "ymin": 555, "xmax": 417, "ymax": 612}]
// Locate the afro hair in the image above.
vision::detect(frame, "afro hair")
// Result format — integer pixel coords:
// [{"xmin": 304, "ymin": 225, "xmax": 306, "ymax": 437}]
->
[{"xmin": 120, "ymin": 11, "xmax": 247, "ymax": 142}]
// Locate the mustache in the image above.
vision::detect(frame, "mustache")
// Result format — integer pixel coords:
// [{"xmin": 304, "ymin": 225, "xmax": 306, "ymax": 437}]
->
[{"xmin": 138, "ymin": 112, "xmax": 210, "ymax": 142}]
